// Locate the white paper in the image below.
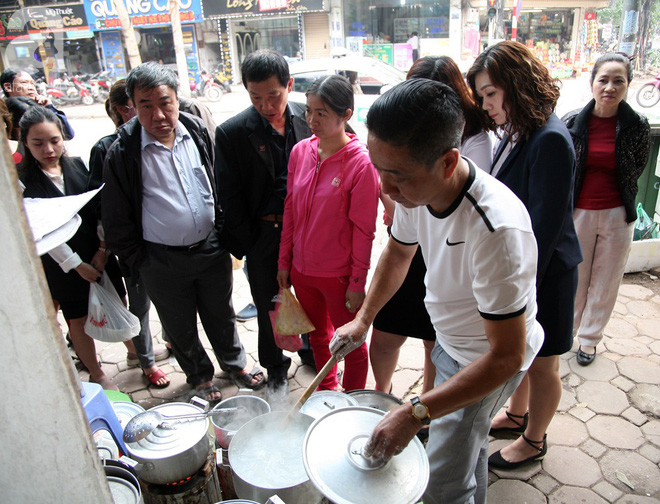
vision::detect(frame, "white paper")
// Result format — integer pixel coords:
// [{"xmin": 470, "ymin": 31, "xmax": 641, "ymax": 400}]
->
[
  {"xmin": 35, "ymin": 215, "xmax": 82, "ymax": 256},
  {"xmin": 23, "ymin": 185, "xmax": 102, "ymax": 241}
]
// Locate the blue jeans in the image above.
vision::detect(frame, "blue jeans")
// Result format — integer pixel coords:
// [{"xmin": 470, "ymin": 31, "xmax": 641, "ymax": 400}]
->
[{"xmin": 423, "ymin": 343, "xmax": 524, "ymax": 504}]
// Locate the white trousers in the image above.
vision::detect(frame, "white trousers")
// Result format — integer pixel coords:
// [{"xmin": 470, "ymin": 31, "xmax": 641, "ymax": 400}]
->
[{"xmin": 573, "ymin": 206, "xmax": 634, "ymax": 348}]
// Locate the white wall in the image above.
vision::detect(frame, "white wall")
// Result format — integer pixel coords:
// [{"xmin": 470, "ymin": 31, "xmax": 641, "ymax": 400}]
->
[{"xmin": 0, "ymin": 136, "xmax": 112, "ymax": 503}]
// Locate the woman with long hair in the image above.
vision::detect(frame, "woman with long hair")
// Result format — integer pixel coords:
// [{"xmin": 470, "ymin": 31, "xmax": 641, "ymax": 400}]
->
[
  {"xmin": 563, "ymin": 54, "xmax": 650, "ymax": 365},
  {"xmin": 19, "ymin": 106, "xmax": 127, "ymax": 390},
  {"xmin": 370, "ymin": 56, "xmax": 494, "ymax": 397},
  {"xmin": 467, "ymin": 41, "xmax": 582, "ymax": 468},
  {"xmin": 277, "ymin": 74, "xmax": 379, "ymax": 391}
]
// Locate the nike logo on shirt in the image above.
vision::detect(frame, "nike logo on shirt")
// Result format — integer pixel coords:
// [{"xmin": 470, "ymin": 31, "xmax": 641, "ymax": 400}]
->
[{"xmin": 446, "ymin": 238, "xmax": 465, "ymax": 246}]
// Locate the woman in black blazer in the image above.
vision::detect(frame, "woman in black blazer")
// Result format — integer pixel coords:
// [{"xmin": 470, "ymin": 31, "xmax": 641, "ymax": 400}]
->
[
  {"xmin": 468, "ymin": 41, "xmax": 582, "ymax": 469},
  {"xmin": 20, "ymin": 106, "xmax": 126, "ymax": 391}
]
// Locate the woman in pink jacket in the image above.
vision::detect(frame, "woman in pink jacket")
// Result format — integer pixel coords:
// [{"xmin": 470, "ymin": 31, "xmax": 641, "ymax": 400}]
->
[{"xmin": 277, "ymin": 75, "xmax": 379, "ymax": 391}]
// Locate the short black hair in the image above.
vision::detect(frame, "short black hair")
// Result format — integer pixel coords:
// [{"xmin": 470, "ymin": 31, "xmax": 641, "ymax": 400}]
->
[
  {"xmin": 306, "ymin": 74, "xmax": 354, "ymax": 118},
  {"xmin": 1, "ymin": 68, "xmax": 20, "ymax": 97},
  {"xmin": 125, "ymin": 62, "xmax": 178, "ymax": 102},
  {"xmin": 366, "ymin": 79, "xmax": 465, "ymax": 168},
  {"xmin": 241, "ymin": 49, "xmax": 290, "ymax": 88}
]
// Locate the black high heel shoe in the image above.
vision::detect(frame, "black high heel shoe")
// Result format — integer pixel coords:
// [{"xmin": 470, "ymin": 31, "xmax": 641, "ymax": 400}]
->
[
  {"xmin": 488, "ymin": 433, "xmax": 547, "ymax": 470},
  {"xmin": 489, "ymin": 410, "xmax": 529, "ymax": 436}
]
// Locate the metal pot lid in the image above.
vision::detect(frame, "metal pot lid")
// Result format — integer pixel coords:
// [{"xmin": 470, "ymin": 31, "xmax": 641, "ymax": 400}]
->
[
  {"xmin": 299, "ymin": 391, "xmax": 358, "ymax": 419},
  {"xmin": 210, "ymin": 395, "xmax": 270, "ymax": 431},
  {"xmin": 125, "ymin": 402, "xmax": 208, "ymax": 459},
  {"xmin": 106, "ymin": 475, "xmax": 141, "ymax": 504},
  {"xmin": 229, "ymin": 411, "xmax": 314, "ymax": 489},
  {"xmin": 112, "ymin": 401, "xmax": 146, "ymax": 429},
  {"xmin": 303, "ymin": 407, "xmax": 429, "ymax": 504},
  {"xmin": 346, "ymin": 389, "xmax": 403, "ymax": 412}
]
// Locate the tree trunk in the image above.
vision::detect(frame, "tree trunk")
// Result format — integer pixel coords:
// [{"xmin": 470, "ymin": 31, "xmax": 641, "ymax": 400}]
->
[
  {"xmin": 633, "ymin": 0, "xmax": 651, "ymax": 71},
  {"xmin": 111, "ymin": 0, "xmax": 142, "ymax": 70},
  {"xmin": 170, "ymin": 0, "xmax": 191, "ymax": 98}
]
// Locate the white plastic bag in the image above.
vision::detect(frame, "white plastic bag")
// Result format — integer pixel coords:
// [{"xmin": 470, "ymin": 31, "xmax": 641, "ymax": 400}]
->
[{"xmin": 85, "ymin": 271, "xmax": 140, "ymax": 342}]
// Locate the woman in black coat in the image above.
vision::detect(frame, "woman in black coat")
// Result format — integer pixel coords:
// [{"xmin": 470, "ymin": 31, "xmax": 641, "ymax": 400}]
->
[
  {"xmin": 563, "ymin": 54, "xmax": 651, "ymax": 366},
  {"xmin": 20, "ymin": 106, "xmax": 125, "ymax": 391},
  {"xmin": 468, "ymin": 41, "xmax": 582, "ymax": 469}
]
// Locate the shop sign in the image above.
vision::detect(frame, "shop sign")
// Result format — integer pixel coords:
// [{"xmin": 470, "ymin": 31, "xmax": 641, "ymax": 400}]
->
[
  {"xmin": 202, "ymin": 0, "xmax": 325, "ymax": 18},
  {"xmin": 83, "ymin": 0, "xmax": 203, "ymax": 31},
  {"xmin": 0, "ymin": 10, "xmax": 27, "ymax": 40},
  {"xmin": 1, "ymin": 5, "xmax": 89, "ymax": 40}
]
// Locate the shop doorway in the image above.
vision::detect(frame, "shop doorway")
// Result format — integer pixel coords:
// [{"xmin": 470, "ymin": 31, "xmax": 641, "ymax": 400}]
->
[{"xmin": 231, "ymin": 17, "xmax": 300, "ymax": 69}]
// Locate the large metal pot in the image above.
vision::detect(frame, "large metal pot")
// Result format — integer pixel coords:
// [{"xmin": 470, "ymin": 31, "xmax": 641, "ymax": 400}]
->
[
  {"xmin": 211, "ymin": 395, "xmax": 271, "ymax": 449},
  {"xmin": 103, "ymin": 459, "xmax": 144, "ymax": 504},
  {"xmin": 228, "ymin": 411, "xmax": 323, "ymax": 503},
  {"xmin": 346, "ymin": 389, "xmax": 403, "ymax": 412},
  {"xmin": 125, "ymin": 402, "xmax": 211, "ymax": 485}
]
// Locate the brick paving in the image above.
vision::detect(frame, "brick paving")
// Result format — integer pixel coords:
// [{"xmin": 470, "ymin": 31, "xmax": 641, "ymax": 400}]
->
[{"xmin": 73, "ymin": 264, "xmax": 660, "ymax": 503}]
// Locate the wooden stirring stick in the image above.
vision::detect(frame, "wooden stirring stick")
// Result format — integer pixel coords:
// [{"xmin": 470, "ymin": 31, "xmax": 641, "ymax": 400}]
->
[{"xmin": 287, "ymin": 355, "xmax": 338, "ymax": 420}]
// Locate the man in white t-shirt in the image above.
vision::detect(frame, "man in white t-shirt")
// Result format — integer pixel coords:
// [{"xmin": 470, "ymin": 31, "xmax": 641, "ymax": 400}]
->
[
  {"xmin": 330, "ymin": 79, "xmax": 544, "ymax": 504},
  {"xmin": 407, "ymin": 31, "xmax": 420, "ymax": 61}
]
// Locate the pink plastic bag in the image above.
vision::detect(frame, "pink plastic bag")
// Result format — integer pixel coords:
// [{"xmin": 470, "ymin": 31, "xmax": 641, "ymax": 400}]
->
[{"xmin": 269, "ymin": 310, "xmax": 303, "ymax": 352}]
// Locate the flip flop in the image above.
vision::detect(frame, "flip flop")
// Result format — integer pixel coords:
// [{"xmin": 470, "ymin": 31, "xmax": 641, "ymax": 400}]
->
[
  {"xmin": 231, "ymin": 367, "xmax": 266, "ymax": 390},
  {"xmin": 144, "ymin": 368, "xmax": 170, "ymax": 389},
  {"xmin": 194, "ymin": 384, "xmax": 222, "ymax": 404},
  {"xmin": 127, "ymin": 346, "xmax": 170, "ymax": 368}
]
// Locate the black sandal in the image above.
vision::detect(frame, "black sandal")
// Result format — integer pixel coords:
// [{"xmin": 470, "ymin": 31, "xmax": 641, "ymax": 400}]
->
[
  {"xmin": 488, "ymin": 433, "xmax": 547, "ymax": 470},
  {"xmin": 489, "ymin": 410, "xmax": 529, "ymax": 436}
]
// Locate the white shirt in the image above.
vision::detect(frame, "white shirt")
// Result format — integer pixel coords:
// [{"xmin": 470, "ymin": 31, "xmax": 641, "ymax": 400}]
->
[
  {"xmin": 391, "ymin": 161, "xmax": 544, "ymax": 370},
  {"xmin": 140, "ymin": 122, "xmax": 215, "ymax": 246}
]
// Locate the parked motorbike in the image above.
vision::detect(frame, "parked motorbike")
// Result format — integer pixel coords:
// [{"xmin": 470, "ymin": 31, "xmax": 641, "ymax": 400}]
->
[
  {"xmin": 196, "ymin": 66, "xmax": 231, "ymax": 102},
  {"xmin": 636, "ymin": 72, "xmax": 660, "ymax": 108},
  {"xmin": 46, "ymin": 75, "xmax": 94, "ymax": 106},
  {"xmin": 79, "ymin": 70, "xmax": 112, "ymax": 103}
]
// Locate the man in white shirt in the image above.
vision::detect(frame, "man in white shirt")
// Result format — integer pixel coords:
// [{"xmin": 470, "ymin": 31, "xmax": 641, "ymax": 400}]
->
[
  {"xmin": 331, "ymin": 79, "xmax": 543, "ymax": 503},
  {"xmin": 103, "ymin": 63, "xmax": 264, "ymax": 402}
]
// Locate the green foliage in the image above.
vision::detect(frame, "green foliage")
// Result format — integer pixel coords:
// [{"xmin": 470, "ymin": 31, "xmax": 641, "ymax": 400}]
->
[{"xmin": 597, "ymin": 0, "xmax": 623, "ymax": 26}]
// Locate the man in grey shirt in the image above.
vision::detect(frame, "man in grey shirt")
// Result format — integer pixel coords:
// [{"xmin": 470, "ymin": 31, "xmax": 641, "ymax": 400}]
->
[{"xmin": 103, "ymin": 63, "xmax": 264, "ymax": 401}]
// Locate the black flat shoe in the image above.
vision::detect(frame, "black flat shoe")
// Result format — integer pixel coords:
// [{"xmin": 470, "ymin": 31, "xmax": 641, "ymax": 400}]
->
[
  {"xmin": 577, "ymin": 346, "xmax": 596, "ymax": 366},
  {"xmin": 489, "ymin": 410, "xmax": 529, "ymax": 436},
  {"xmin": 489, "ymin": 433, "xmax": 547, "ymax": 470}
]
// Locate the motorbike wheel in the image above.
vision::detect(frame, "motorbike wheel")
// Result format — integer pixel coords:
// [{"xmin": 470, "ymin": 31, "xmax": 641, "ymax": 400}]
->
[
  {"xmin": 204, "ymin": 85, "xmax": 223, "ymax": 102},
  {"xmin": 221, "ymin": 82, "xmax": 232, "ymax": 93},
  {"xmin": 636, "ymin": 83, "xmax": 660, "ymax": 108},
  {"xmin": 82, "ymin": 94, "xmax": 95, "ymax": 106}
]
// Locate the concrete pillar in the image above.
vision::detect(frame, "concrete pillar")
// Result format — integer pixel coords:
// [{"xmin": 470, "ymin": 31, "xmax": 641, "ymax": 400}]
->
[{"xmin": 0, "ymin": 137, "xmax": 112, "ymax": 502}]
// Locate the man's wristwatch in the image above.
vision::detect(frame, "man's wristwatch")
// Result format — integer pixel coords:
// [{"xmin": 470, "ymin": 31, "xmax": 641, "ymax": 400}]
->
[{"xmin": 410, "ymin": 396, "xmax": 431, "ymax": 425}]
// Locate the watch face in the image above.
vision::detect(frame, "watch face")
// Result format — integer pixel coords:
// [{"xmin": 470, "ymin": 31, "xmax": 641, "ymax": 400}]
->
[{"xmin": 413, "ymin": 403, "xmax": 427, "ymax": 419}]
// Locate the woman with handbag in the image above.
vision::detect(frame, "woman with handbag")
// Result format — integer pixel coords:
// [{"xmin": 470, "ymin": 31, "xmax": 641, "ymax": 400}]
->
[
  {"xmin": 277, "ymin": 75, "xmax": 379, "ymax": 391},
  {"xmin": 563, "ymin": 53, "xmax": 651, "ymax": 366},
  {"xmin": 467, "ymin": 41, "xmax": 582, "ymax": 468},
  {"xmin": 19, "ymin": 106, "xmax": 127, "ymax": 391}
]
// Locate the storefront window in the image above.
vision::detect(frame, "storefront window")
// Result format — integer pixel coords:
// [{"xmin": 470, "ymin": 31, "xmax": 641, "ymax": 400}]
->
[
  {"xmin": 343, "ymin": 0, "xmax": 449, "ymax": 44},
  {"xmin": 231, "ymin": 17, "xmax": 299, "ymax": 67}
]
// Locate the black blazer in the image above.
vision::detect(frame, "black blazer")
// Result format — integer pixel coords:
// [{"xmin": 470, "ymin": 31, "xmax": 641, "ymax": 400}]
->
[
  {"xmin": 492, "ymin": 114, "xmax": 582, "ymax": 283},
  {"xmin": 21, "ymin": 157, "xmax": 99, "ymax": 300},
  {"xmin": 214, "ymin": 102, "xmax": 312, "ymax": 258}
]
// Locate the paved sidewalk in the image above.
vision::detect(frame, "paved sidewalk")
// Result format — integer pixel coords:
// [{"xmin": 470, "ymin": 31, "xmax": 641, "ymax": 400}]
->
[{"xmin": 78, "ymin": 264, "xmax": 660, "ymax": 503}]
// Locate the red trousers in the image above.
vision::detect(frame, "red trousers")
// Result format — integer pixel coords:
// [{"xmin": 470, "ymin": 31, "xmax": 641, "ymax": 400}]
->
[{"xmin": 290, "ymin": 266, "xmax": 368, "ymax": 391}]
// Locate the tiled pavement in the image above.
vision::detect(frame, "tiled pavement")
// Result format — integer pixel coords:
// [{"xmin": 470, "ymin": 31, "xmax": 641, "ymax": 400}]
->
[{"xmin": 73, "ymin": 261, "xmax": 660, "ymax": 503}]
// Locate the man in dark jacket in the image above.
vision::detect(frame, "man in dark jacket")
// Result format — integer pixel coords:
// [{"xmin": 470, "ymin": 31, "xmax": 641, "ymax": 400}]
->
[
  {"xmin": 102, "ymin": 63, "xmax": 263, "ymax": 402},
  {"xmin": 215, "ymin": 50, "xmax": 313, "ymax": 394}
]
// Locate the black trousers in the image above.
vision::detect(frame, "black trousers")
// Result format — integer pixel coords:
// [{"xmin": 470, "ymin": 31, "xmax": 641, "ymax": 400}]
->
[
  {"xmin": 246, "ymin": 220, "xmax": 292, "ymax": 377},
  {"xmin": 140, "ymin": 230, "xmax": 247, "ymax": 386}
]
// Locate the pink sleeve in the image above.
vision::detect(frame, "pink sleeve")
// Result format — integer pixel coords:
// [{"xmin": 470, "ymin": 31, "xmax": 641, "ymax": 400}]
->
[
  {"xmin": 278, "ymin": 145, "xmax": 299, "ymax": 271},
  {"xmin": 347, "ymin": 156, "xmax": 380, "ymax": 291}
]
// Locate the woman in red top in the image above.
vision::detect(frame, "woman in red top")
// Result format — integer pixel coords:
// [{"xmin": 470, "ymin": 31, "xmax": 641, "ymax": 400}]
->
[
  {"xmin": 277, "ymin": 75, "xmax": 379, "ymax": 391},
  {"xmin": 563, "ymin": 54, "xmax": 651, "ymax": 366}
]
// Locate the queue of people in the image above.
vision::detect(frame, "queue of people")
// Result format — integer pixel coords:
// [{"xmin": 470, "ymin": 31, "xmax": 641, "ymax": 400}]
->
[{"xmin": 3, "ymin": 43, "xmax": 652, "ymax": 503}]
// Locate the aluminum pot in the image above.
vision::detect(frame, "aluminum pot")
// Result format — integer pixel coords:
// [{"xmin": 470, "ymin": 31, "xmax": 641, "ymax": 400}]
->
[
  {"xmin": 125, "ymin": 402, "xmax": 211, "ymax": 485},
  {"xmin": 211, "ymin": 395, "xmax": 271, "ymax": 449},
  {"xmin": 229, "ymin": 411, "xmax": 323, "ymax": 503},
  {"xmin": 103, "ymin": 459, "xmax": 144, "ymax": 504},
  {"xmin": 346, "ymin": 389, "xmax": 403, "ymax": 412}
]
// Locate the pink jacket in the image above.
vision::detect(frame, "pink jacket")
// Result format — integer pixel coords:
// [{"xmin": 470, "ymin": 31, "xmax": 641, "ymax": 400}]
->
[{"xmin": 278, "ymin": 134, "xmax": 379, "ymax": 291}]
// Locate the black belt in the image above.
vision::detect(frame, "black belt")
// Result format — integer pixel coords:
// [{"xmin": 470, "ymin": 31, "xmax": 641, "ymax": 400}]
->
[
  {"xmin": 147, "ymin": 237, "xmax": 207, "ymax": 252},
  {"xmin": 260, "ymin": 214, "xmax": 283, "ymax": 222}
]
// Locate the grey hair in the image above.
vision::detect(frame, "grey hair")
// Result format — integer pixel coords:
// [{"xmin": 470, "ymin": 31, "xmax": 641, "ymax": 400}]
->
[{"xmin": 125, "ymin": 61, "xmax": 178, "ymax": 101}]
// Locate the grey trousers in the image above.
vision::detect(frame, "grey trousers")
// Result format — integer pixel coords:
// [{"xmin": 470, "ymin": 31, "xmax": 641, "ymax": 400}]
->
[
  {"xmin": 125, "ymin": 272, "xmax": 155, "ymax": 369},
  {"xmin": 423, "ymin": 343, "xmax": 525, "ymax": 504},
  {"xmin": 139, "ymin": 230, "xmax": 247, "ymax": 386}
]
